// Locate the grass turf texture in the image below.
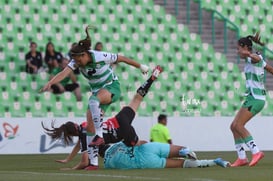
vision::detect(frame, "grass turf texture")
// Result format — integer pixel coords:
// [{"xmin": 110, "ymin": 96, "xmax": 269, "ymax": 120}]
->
[{"xmin": 0, "ymin": 151, "xmax": 273, "ymax": 181}]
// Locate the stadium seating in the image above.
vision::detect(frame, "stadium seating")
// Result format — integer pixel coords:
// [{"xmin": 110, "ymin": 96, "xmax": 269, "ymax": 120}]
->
[
  {"xmin": 197, "ymin": 0, "xmax": 273, "ymax": 51},
  {"xmin": 0, "ymin": 0, "xmax": 272, "ymax": 117}
]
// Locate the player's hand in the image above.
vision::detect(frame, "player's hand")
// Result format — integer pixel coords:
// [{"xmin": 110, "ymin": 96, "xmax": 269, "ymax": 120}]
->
[
  {"xmin": 140, "ymin": 64, "xmax": 149, "ymax": 74},
  {"xmin": 32, "ymin": 66, "xmax": 38, "ymax": 73},
  {"xmin": 238, "ymin": 49, "xmax": 250, "ymax": 57},
  {"xmin": 55, "ymin": 159, "xmax": 68, "ymax": 164}
]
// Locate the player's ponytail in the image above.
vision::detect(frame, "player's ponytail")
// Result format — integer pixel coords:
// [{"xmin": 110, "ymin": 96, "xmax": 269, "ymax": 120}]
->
[
  {"xmin": 238, "ymin": 31, "xmax": 265, "ymax": 51},
  {"xmin": 70, "ymin": 25, "xmax": 96, "ymax": 56},
  {"xmin": 249, "ymin": 31, "xmax": 265, "ymax": 46},
  {"xmin": 42, "ymin": 121, "xmax": 77, "ymax": 145}
]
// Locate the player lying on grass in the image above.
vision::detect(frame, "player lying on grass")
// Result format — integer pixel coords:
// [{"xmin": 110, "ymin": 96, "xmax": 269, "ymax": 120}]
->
[
  {"xmin": 99, "ymin": 142, "xmax": 230, "ymax": 169},
  {"xmin": 43, "ymin": 66, "xmax": 230, "ymax": 169}
]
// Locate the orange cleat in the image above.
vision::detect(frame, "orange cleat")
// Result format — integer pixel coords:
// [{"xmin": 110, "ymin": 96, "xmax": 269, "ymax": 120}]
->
[
  {"xmin": 231, "ymin": 158, "xmax": 249, "ymax": 167},
  {"xmin": 249, "ymin": 151, "xmax": 264, "ymax": 167}
]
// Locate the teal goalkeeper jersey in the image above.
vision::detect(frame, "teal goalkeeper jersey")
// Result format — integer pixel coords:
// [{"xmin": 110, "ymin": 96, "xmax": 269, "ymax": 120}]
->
[
  {"xmin": 104, "ymin": 142, "xmax": 139, "ymax": 169},
  {"xmin": 68, "ymin": 50, "xmax": 118, "ymax": 92},
  {"xmin": 104, "ymin": 142, "xmax": 169, "ymax": 169}
]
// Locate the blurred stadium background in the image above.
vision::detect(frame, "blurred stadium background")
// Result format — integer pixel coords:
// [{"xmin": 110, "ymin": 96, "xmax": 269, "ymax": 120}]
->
[{"xmin": 1, "ymin": 0, "xmax": 273, "ymax": 118}]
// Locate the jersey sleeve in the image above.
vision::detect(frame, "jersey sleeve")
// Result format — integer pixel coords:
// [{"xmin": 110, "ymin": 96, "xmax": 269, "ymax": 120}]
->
[
  {"xmin": 163, "ymin": 127, "xmax": 172, "ymax": 141},
  {"xmin": 67, "ymin": 59, "xmax": 78, "ymax": 70},
  {"xmin": 262, "ymin": 59, "xmax": 267, "ymax": 68},
  {"xmin": 256, "ymin": 53, "xmax": 267, "ymax": 67},
  {"xmin": 93, "ymin": 50, "xmax": 118, "ymax": 64}
]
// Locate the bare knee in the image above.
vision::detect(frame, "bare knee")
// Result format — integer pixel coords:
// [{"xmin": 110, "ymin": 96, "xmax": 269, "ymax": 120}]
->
[{"xmin": 230, "ymin": 121, "xmax": 244, "ymax": 133}]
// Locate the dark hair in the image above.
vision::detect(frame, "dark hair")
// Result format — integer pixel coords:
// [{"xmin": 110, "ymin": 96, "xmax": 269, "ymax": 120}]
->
[
  {"xmin": 45, "ymin": 42, "xmax": 55, "ymax": 55},
  {"xmin": 41, "ymin": 121, "xmax": 78, "ymax": 145},
  {"xmin": 238, "ymin": 31, "xmax": 264, "ymax": 51},
  {"xmin": 158, "ymin": 114, "xmax": 167, "ymax": 122},
  {"xmin": 30, "ymin": 42, "xmax": 37, "ymax": 47},
  {"xmin": 98, "ymin": 144, "xmax": 111, "ymax": 158},
  {"xmin": 94, "ymin": 42, "xmax": 103, "ymax": 51},
  {"xmin": 70, "ymin": 25, "xmax": 95, "ymax": 56}
]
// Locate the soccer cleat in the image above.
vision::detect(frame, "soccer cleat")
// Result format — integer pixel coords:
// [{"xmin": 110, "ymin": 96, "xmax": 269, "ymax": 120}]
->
[
  {"xmin": 249, "ymin": 151, "xmax": 264, "ymax": 167},
  {"xmin": 88, "ymin": 135, "xmax": 105, "ymax": 147},
  {"xmin": 214, "ymin": 158, "xmax": 231, "ymax": 168},
  {"xmin": 231, "ymin": 158, "xmax": 249, "ymax": 167},
  {"xmin": 179, "ymin": 147, "xmax": 197, "ymax": 160},
  {"xmin": 85, "ymin": 164, "xmax": 99, "ymax": 170},
  {"xmin": 151, "ymin": 65, "xmax": 163, "ymax": 80}
]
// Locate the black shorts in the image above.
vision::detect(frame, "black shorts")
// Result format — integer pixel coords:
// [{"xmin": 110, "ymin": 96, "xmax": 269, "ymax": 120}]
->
[
  {"xmin": 115, "ymin": 106, "xmax": 139, "ymax": 146},
  {"xmin": 51, "ymin": 83, "xmax": 79, "ymax": 94}
]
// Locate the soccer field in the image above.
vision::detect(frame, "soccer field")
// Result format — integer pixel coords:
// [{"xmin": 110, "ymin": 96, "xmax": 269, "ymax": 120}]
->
[{"xmin": 1, "ymin": 151, "xmax": 273, "ymax": 181}]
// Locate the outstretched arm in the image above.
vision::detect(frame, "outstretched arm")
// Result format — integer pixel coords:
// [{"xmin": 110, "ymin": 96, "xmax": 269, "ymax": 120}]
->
[
  {"xmin": 56, "ymin": 140, "xmax": 80, "ymax": 164},
  {"xmin": 248, "ymin": 53, "xmax": 261, "ymax": 63},
  {"xmin": 264, "ymin": 64, "xmax": 273, "ymax": 75},
  {"xmin": 238, "ymin": 49, "xmax": 261, "ymax": 63},
  {"xmin": 41, "ymin": 66, "xmax": 72, "ymax": 92},
  {"xmin": 71, "ymin": 152, "xmax": 89, "ymax": 170},
  {"xmin": 116, "ymin": 55, "xmax": 149, "ymax": 74},
  {"xmin": 69, "ymin": 71, "xmax": 78, "ymax": 83}
]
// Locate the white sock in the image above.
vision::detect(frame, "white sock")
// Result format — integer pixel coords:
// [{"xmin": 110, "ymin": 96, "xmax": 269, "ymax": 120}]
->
[
  {"xmin": 86, "ymin": 135, "xmax": 98, "ymax": 166},
  {"xmin": 96, "ymin": 127, "xmax": 103, "ymax": 138},
  {"xmin": 235, "ymin": 143, "xmax": 247, "ymax": 159},
  {"xmin": 88, "ymin": 146, "xmax": 99, "ymax": 166},
  {"xmin": 183, "ymin": 160, "xmax": 216, "ymax": 168},
  {"xmin": 94, "ymin": 110, "xmax": 104, "ymax": 138},
  {"xmin": 246, "ymin": 140, "xmax": 260, "ymax": 154}
]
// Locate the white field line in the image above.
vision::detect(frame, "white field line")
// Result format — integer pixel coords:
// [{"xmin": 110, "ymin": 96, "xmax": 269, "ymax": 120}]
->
[
  {"xmin": 190, "ymin": 178, "xmax": 227, "ymax": 181},
  {"xmin": 0, "ymin": 171, "xmax": 164, "ymax": 180}
]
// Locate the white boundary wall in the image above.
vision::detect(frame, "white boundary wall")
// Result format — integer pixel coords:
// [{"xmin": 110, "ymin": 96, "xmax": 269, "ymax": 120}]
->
[{"xmin": 0, "ymin": 116, "xmax": 273, "ymax": 154}]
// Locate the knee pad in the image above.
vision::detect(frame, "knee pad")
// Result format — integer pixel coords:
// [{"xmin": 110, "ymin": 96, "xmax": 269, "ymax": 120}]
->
[{"xmin": 88, "ymin": 96, "xmax": 101, "ymax": 129}]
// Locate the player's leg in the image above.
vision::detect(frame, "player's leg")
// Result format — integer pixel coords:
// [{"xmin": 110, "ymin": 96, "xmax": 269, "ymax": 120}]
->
[
  {"xmin": 230, "ymin": 105, "xmax": 264, "ymax": 167},
  {"xmin": 93, "ymin": 80, "xmax": 121, "ymax": 139},
  {"xmin": 165, "ymin": 159, "xmax": 184, "ymax": 168},
  {"xmin": 168, "ymin": 145, "xmax": 197, "ymax": 160},
  {"xmin": 180, "ymin": 158, "xmax": 230, "ymax": 168},
  {"xmin": 86, "ymin": 91, "xmax": 110, "ymax": 146},
  {"xmin": 165, "ymin": 158, "xmax": 230, "ymax": 168},
  {"xmin": 86, "ymin": 93, "xmax": 108, "ymax": 170},
  {"xmin": 129, "ymin": 65, "xmax": 163, "ymax": 112},
  {"xmin": 85, "ymin": 109, "xmax": 99, "ymax": 170},
  {"xmin": 230, "ymin": 107, "xmax": 251, "ymax": 166},
  {"xmin": 87, "ymin": 94, "xmax": 106, "ymax": 138},
  {"xmin": 85, "ymin": 115, "xmax": 104, "ymax": 170},
  {"xmin": 116, "ymin": 66, "xmax": 163, "ymax": 146}
]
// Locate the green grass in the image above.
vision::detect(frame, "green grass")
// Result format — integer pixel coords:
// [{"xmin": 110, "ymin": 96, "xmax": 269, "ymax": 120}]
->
[{"xmin": 0, "ymin": 151, "xmax": 273, "ymax": 181}]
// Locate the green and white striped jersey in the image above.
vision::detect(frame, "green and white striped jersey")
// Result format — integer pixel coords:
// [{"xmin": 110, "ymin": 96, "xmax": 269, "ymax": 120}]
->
[
  {"xmin": 244, "ymin": 53, "xmax": 266, "ymax": 100},
  {"xmin": 68, "ymin": 50, "xmax": 118, "ymax": 92}
]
